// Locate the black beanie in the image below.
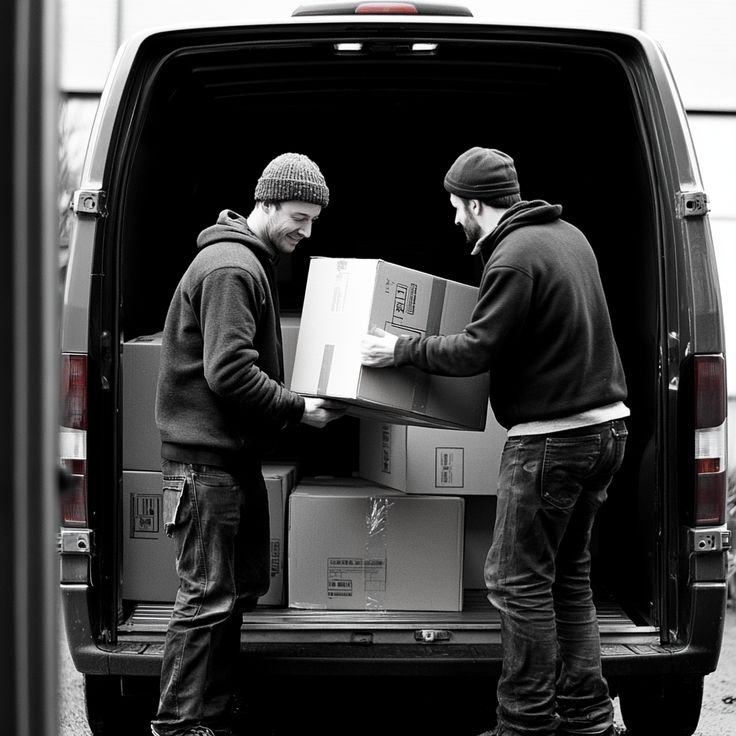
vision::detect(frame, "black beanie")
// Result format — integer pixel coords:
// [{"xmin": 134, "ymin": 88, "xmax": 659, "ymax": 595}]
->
[
  {"xmin": 443, "ymin": 147, "xmax": 520, "ymax": 200},
  {"xmin": 254, "ymin": 152, "xmax": 329, "ymax": 207}
]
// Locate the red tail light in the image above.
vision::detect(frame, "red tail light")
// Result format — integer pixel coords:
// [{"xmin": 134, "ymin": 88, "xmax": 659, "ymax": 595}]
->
[
  {"xmin": 356, "ymin": 3, "xmax": 419, "ymax": 12},
  {"xmin": 693, "ymin": 354, "xmax": 726, "ymax": 525},
  {"xmin": 60, "ymin": 354, "xmax": 88, "ymax": 526}
]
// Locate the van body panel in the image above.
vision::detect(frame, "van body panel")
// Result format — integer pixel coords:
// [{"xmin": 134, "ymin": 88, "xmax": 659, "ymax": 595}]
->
[{"xmin": 60, "ymin": 12, "xmax": 728, "ymax": 734}]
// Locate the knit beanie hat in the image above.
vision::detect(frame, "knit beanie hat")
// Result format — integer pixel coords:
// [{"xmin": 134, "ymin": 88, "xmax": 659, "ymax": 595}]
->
[
  {"xmin": 254, "ymin": 152, "xmax": 329, "ymax": 207},
  {"xmin": 443, "ymin": 147, "xmax": 520, "ymax": 200}
]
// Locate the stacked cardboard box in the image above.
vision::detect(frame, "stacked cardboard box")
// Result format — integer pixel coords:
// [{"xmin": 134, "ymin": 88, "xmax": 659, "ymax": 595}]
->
[
  {"xmin": 359, "ymin": 402, "xmax": 507, "ymax": 495},
  {"xmin": 121, "ymin": 463, "xmax": 298, "ymax": 604},
  {"xmin": 122, "ymin": 319, "xmax": 302, "ymax": 472},
  {"xmin": 260, "ymin": 462, "xmax": 300, "ymax": 606},
  {"xmin": 287, "ymin": 478, "xmax": 465, "ymax": 611}
]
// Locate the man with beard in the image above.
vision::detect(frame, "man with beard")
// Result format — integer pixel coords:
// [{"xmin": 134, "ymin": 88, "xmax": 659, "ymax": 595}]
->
[{"xmin": 360, "ymin": 146, "xmax": 629, "ymax": 736}]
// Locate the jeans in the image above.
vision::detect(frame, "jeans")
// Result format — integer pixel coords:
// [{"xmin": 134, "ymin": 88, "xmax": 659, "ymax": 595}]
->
[
  {"xmin": 151, "ymin": 459, "xmax": 270, "ymax": 736},
  {"xmin": 485, "ymin": 419, "xmax": 627, "ymax": 736}
]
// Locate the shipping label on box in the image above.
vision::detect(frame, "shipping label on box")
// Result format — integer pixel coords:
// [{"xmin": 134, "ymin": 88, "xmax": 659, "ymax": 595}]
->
[
  {"xmin": 288, "ymin": 482, "xmax": 464, "ymax": 611},
  {"xmin": 327, "ymin": 557, "xmax": 387, "ymax": 602},
  {"xmin": 290, "ymin": 258, "xmax": 487, "ymax": 430},
  {"xmin": 359, "ymin": 402, "xmax": 507, "ymax": 495}
]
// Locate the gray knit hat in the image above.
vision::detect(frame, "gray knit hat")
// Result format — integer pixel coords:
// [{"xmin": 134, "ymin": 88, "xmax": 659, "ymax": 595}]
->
[
  {"xmin": 444, "ymin": 147, "xmax": 520, "ymax": 200},
  {"xmin": 254, "ymin": 152, "xmax": 329, "ymax": 207}
]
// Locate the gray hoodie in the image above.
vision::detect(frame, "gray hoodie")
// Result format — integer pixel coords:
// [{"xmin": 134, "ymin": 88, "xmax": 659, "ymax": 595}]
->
[{"xmin": 155, "ymin": 209, "xmax": 305, "ymax": 467}]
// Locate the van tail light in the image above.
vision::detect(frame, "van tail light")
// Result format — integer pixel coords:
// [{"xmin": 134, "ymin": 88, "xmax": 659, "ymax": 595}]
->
[
  {"xmin": 693, "ymin": 354, "xmax": 726, "ymax": 525},
  {"xmin": 355, "ymin": 2, "xmax": 419, "ymax": 12},
  {"xmin": 60, "ymin": 353, "xmax": 88, "ymax": 526},
  {"xmin": 293, "ymin": 3, "xmax": 472, "ymax": 16}
]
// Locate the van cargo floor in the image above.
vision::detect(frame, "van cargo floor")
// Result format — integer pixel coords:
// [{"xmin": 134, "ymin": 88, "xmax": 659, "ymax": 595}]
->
[{"xmin": 120, "ymin": 590, "xmax": 650, "ymax": 636}]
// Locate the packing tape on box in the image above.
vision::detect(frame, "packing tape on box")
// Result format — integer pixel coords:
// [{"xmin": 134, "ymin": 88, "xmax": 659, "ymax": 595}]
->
[
  {"xmin": 409, "ymin": 276, "xmax": 446, "ymax": 412},
  {"xmin": 363, "ymin": 496, "xmax": 394, "ymax": 610}
]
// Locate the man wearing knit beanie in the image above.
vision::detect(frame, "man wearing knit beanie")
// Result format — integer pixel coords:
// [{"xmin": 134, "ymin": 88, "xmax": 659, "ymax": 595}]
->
[
  {"xmin": 152, "ymin": 152, "xmax": 344, "ymax": 736},
  {"xmin": 362, "ymin": 146, "xmax": 629, "ymax": 736},
  {"xmin": 254, "ymin": 151, "xmax": 329, "ymax": 208}
]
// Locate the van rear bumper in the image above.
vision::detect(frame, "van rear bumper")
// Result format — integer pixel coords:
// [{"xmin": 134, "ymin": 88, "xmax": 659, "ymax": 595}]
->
[{"xmin": 61, "ymin": 583, "xmax": 728, "ymax": 680}]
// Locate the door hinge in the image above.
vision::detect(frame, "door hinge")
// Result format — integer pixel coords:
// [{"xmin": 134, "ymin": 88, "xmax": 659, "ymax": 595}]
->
[
  {"xmin": 676, "ymin": 190, "xmax": 709, "ymax": 218},
  {"xmin": 686, "ymin": 527, "xmax": 731, "ymax": 553},
  {"xmin": 71, "ymin": 189, "xmax": 107, "ymax": 217}
]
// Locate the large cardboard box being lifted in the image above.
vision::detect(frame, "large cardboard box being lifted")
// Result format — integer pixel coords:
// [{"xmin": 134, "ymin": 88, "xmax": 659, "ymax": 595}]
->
[{"xmin": 290, "ymin": 258, "xmax": 487, "ymax": 430}]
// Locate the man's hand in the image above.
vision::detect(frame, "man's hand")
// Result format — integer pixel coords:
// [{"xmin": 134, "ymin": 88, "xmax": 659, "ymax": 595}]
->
[
  {"xmin": 360, "ymin": 328, "xmax": 398, "ymax": 368},
  {"xmin": 300, "ymin": 397, "xmax": 348, "ymax": 428}
]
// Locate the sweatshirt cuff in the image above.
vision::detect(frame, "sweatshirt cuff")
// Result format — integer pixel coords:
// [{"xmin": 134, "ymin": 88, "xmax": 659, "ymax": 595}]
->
[
  {"xmin": 394, "ymin": 335, "xmax": 415, "ymax": 366},
  {"xmin": 286, "ymin": 392, "xmax": 306, "ymax": 425}
]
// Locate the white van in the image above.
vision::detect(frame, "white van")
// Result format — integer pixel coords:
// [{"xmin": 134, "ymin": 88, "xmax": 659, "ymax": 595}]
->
[{"xmin": 59, "ymin": 4, "xmax": 730, "ymax": 735}]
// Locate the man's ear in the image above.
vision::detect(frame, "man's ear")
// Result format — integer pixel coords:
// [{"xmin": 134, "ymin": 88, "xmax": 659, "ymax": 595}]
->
[{"xmin": 469, "ymin": 198, "xmax": 482, "ymax": 214}]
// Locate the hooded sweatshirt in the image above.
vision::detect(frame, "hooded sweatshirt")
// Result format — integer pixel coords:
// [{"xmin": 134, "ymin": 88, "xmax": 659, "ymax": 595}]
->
[
  {"xmin": 394, "ymin": 200, "xmax": 627, "ymax": 429},
  {"xmin": 155, "ymin": 209, "xmax": 305, "ymax": 467}
]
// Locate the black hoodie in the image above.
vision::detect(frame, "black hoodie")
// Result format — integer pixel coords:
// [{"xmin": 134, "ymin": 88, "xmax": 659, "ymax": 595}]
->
[
  {"xmin": 155, "ymin": 209, "xmax": 305, "ymax": 467},
  {"xmin": 394, "ymin": 200, "xmax": 627, "ymax": 429}
]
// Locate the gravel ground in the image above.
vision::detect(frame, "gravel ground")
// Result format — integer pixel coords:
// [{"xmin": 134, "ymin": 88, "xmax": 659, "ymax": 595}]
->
[{"xmin": 58, "ymin": 602, "xmax": 736, "ymax": 735}]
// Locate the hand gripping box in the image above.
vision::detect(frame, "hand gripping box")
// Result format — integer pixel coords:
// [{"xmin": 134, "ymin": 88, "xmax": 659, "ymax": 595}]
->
[
  {"xmin": 359, "ymin": 403, "xmax": 507, "ymax": 495},
  {"xmin": 289, "ymin": 257, "xmax": 488, "ymax": 430},
  {"xmin": 287, "ymin": 480, "xmax": 465, "ymax": 611}
]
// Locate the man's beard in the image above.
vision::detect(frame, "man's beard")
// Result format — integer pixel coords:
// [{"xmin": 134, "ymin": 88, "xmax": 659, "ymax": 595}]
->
[{"xmin": 463, "ymin": 220, "xmax": 482, "ymax": 248}]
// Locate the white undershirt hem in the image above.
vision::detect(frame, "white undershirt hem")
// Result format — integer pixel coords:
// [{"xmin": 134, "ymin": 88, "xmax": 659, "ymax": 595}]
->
[{"xmin": 507, "ymin": 401, "xmax": 630, "ymax": 437}]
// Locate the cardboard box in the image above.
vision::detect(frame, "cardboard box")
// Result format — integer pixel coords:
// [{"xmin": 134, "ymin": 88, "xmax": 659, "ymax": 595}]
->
[
  {"xmin": 259, "ymin": 462, "xmax": 300, "ymax": 606},
  {"xmin": 462, "ymin": 495, "xmax": 496, "ymax": 589},
  {"xmin": 122, "ymin": 333, "xmax": 163, "ymax": 471},
  {"xmin": 287, "ymin": 481, "xmax": 464, "ymax": 611},
  {"xmin": 359, "ymin": 403, "xmax": 507, "ymax": 495},
  {"xmin": 280, "ymin": 313, "xmax": 300, "ymax": 389},
  {"xmin": 122, "ymin": 318, "xmax": 302, "ymax": 471},
  {"xmin": 121, "ymin": 464, "xmax": 298, "ymax": 604},
  {"xmin": 290, "ymin": 257, "xmax": 487, "ymax": 430},
  {"xmin": 122, "ymin": 469, "xmax": 178, "ymax": 601}
]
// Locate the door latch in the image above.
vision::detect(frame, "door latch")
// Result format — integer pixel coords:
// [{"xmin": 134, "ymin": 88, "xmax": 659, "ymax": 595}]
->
[
  {"xmin": 71, "ymin": 189, "xmax": 107, "ymax": 217},
  {"xmin": 676, "ymin": 190, "xmax": 709, "ymax": 218},
  {"xmin": 415, "ymin": 629, "xmax": 451, "ymax": 643}
]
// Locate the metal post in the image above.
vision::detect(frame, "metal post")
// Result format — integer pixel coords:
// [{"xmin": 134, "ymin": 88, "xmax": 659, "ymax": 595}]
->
[{"xmin": 0, "ymin": 1, "xmax": 60, "ymax": 735}]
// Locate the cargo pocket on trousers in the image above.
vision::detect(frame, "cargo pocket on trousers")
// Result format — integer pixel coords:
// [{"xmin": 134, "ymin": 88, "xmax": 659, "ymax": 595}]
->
[{"xmin": 162, "ymin": 475, "xmax": 186, "ymax": 537}]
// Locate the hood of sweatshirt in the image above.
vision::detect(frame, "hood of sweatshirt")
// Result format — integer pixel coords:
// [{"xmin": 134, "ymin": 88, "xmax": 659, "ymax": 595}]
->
[
  {"xmin": 479, "ymin": 199, "xmax": 563, "ymax": 261},
  {"xmin": 196, "ymin": 209, "xmax": 278, "ymax": 264}
]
